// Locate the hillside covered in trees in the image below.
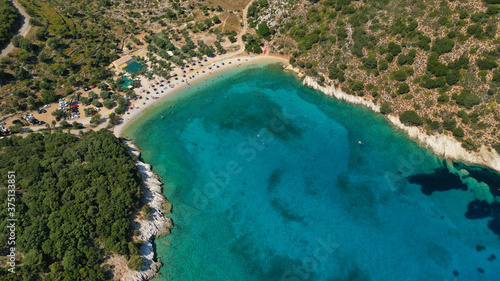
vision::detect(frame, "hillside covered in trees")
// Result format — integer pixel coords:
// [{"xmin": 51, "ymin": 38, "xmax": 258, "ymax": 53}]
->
[
  {"xmin": 0, "ymin": 0, "xmax": 20, "ymax": 47},
  {"xmin": 0, "ymin": 130, "xmax": 142, "ymax": 280},
  {"xmin": 249, "ymin": 0, "xmax": 500, "ymax": 153}
]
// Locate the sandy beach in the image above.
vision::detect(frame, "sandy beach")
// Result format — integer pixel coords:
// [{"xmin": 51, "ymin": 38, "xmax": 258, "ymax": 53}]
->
[{"xmin": 113, "ymin": 54, "xmax": 288, "ymax": 137}]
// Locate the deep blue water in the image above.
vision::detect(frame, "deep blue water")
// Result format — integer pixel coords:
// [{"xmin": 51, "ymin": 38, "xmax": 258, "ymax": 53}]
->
[{"xmin": 125, "ymin": 62, "xmax": 500, "ymax": 281}]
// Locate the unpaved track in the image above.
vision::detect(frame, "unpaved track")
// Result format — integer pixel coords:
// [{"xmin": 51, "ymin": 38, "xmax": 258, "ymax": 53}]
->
[{"xmin": 0, "ymin": 0, "xmax": 31, "ymax": 58}]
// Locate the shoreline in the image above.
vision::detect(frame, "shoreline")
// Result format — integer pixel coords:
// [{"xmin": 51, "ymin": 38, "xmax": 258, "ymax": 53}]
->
[
  {"xmin": 113, "ymin": 52, "xmax": 500, "ymax": 279},
  {"xmin": 121, "ymin": 141, "xmax": 173, "ymax": 281},
  {"xmin": 301, "ymin": 75, "xmax": 500, "ymax": 174},
  {"xmin": 112, "ymin": 53, "xmax": 287, "ymax": 281},
  {"xmin": 113, "ymin": 54, "xmax": 288, "ymax": 138}
]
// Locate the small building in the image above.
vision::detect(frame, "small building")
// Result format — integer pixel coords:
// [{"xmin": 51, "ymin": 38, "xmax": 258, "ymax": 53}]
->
[{"xmin": 111, "ymin": 55, "xmax": 134, "ymax": 70}]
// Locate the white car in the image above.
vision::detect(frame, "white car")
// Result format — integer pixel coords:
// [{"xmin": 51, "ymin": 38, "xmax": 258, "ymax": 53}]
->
[{"xmin": 44, "ymin": 104, "xmax": 51, "ymax": 108}]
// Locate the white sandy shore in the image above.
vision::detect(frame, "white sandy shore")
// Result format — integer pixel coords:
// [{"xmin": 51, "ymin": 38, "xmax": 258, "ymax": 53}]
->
[{"xmin": 113, "ymin": 54, "xmax": 288, "ymax": 138}]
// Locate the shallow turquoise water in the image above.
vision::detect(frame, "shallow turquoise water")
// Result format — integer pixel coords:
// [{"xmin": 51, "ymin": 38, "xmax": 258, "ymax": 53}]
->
[{"xmin": 126, "ymin": 62, "xmax": 500, "ymax": 281}]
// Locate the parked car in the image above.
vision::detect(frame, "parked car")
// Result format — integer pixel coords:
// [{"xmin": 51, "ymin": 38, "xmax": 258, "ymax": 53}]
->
[
  {"xmin": 12, "ymin": 120, "xmax": 22, "ymax": 125},
  {"xmin": 44, "ymin": 104, "xmax": 51, "ymax": 108},
  {"xmin": 84, "ymin": 87, "xmax": 90, "ymax": 91},
  {"xmin": 55, "ymin": 117, "xmax": 61, "ymax": 121},
  {"xmin": 91, "ymin": 84, "xmax": 97, "ymax": 89}
]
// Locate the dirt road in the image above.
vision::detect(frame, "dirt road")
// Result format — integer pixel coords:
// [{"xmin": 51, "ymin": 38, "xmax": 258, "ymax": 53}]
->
[{"xmin": 0, "ymin": 0, "xmax": 31, "ymax": 58}]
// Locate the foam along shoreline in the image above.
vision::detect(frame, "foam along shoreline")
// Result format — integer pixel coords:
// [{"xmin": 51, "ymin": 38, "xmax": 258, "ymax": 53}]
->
[
  {"xmin": 122, "ymin": 141, "xmax": 172, "ymax": 281},
  {"xmin": 113, "ymin": 54, "xmax": 288, "ymax": 138},
  {"xmin": 301, "ymin": 76, "xmax": 500, "ymax": 174}
]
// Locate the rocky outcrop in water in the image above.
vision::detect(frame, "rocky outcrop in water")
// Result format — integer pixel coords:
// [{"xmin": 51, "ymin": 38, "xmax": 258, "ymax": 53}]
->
[
  {"xmin": 122, "ymin": 141, "xmax": 173, "ymax": 281},
  {"xmin": 301, "ymin": 76, "xmax": 500, "ymax": 174}
]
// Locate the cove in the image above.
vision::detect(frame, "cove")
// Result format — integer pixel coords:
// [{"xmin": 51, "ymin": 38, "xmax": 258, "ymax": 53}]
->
[{"xmin": 125, "ymin": 61, "xmax": 500, "ymax": 281}]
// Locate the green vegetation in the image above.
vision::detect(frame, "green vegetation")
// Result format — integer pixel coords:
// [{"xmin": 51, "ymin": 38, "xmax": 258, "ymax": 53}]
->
[
  {"xmin": 0, "ymin": 131, "xmax": 142, "ymax": 279},
  {"xmin": 260, "ymin": 0, "xmax": 499, "ymax": 151},
  {"xmin": 0, "ymin": 0, "xmax": 19, "ymax": 46},
  {"xmin": 399, "ymin": 110, "xmax": 423, "ymax": 126}
]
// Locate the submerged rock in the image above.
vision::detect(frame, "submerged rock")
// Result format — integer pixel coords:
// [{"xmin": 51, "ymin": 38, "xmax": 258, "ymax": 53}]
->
[{"xmin": 488, "ymin": 254, "xmax": 496, "ymax": 262}]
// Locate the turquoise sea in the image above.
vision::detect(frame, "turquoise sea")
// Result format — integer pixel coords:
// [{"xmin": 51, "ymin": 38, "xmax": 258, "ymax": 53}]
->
[{"xmin": 125, "ymin": 61, "xmax": 500, "ymax": 281}]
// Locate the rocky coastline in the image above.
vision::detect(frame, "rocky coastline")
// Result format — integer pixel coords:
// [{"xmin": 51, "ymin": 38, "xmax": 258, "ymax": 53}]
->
[
  {"xmin": 122, "ymin": 141, "xmax": 173, "ymax": 281},
  {"xmin": 297, "ymin": 73, "xmax": 500, "ymax": 174}
]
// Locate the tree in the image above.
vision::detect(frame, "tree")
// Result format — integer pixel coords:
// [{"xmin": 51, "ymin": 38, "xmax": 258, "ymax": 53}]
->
[
  {"xmin": 212, "ymin": 15, "xmax": 221, "ymax": 24},
  {"xmin": 391, "ymin": 70, "xmax": 407, "ymax": 81},
  {"xmin": 378, "ymin": 59, "xmax": 388, "ymax": 70},
  {"xmin": 103, "ymin": 99, "xmax": 115, "ymax": 109},
  {"xmin": 109, "ymin": 113, "xmax": 120, "ymax": 125},
  {"xmin": 52, "ymin": 109, "xmax": 66, "ymax": 118},
  {"xmin": 467, "ymin": 24, "xmax": 483, "ymax": 37},
  {"xmin": 455, "ymin": 90, "xmax": 480, "ymax": 109},
  {"xmin": 127, "ymin": 255, "xmax": 143, "ymax": 271},
  {"xmin": 90, "ymin": 114, "xmax": 101, "ymax": 125},
  {"xmin": 452, "ymin": 127, "xmax": 464, "ymax": 138},
  {"xmin": 397, "ymin": 83, "xmax": 410, "ymax": 95},
  {"xmin": 380, "ymin": 102, "xmax": 393, "ymax": 114},
  {"xmin": 204, "ymin": 18, "xmax": 213, "ymax": 27},
  {"xmin": 100, "ymin": 91, "xmax": 110, "ymax": 99},
  {"xmin": 35, "ymin": 29, "xmax": 48, "ymax": 41},
  {"xmin": 88, "ymin": 91, "xmax": 98, "ymax": 99},
  {"xmin": 363, "ymin": 55, "xmax": 377, "ymax": 69},
  {"xmin": 431, "ymin": 38, "xmax": 454, "ymax": 55},
  {"xmin": 437, "ymin": 93, "xmax": 449, "ymax": 104},
  {"xmin": 442, "ymin": 118, "xmax": 457, "ymax": 131},
  {"xmin": 257, "ymin": 22, "xmax": 270, "ymax": 36},
  {"xmin": 387, "ymin": 42, "xmax": 401, "ymax": 56},
  {"xmin": 47, "ymin": 37, "xmax": 59, "ymax": 49},
  {"xmin": 399, "ymin": 110, "xmax": 423, "ymax": 126},
  {"xmin": 41, "ymin": 91, "xmax": 57, "ymax": 104},
  {"xmin": 477, "ymin": 59, "xmax": 498, "ymax": 70}
]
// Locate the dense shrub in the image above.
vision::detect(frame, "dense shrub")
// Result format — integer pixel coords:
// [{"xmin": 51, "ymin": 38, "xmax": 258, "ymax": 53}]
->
[
  {"xmin": 455, "ymin": 90, "xmax": 480, "ymax": 109},
  {"xmin": 431, "ymin": 38, "xmax": 455, "ymax": 55},
  {"xmin": 0, "ymin": 131, "xmax": 142, "ymax": 280},
  {"xmin": 467, "ymin": 24, "xmax": 483, "ymax": 37},
  {"xmin": 422, "ymin": 77, "xmax": 446, "ymax": 89},
  {"xmin": 452, "ymin": 127, "xmax": 465, "ymax": 138},
  {"xmin": 380, "ymin": 102, "xmax": 392, "ymax": 114},
  {"xmin": 400, "ymin": 110, "xmax": 423, "ymax": 126},
  {"xmin": 0, "ymin": 0, "xmax": 20, "ymax": 46},
  {"xmin": 378, "ymin": 59, "xmax": 389, "ymax": 70},
  {"xmin": 477, "ymin": 59, "xmax": 498, "ymax": 70},
  {"xmin": 437, "ymin": 93, "xmax": 449, "ymax": 103},
  {"xmin": 427, "ymin": 53, "xmax": 448, "ymax": 77},
  {"xmin": 443, "ymin": 118, "xmax": 457, "ymax": 130},
  {"xmin": 387, "ymin": 42, "xmax": 402, "ymax": 56},
  {"xmin": 391, "ymin": 70, "xmax": 407, "ymax": 81},
  {"xmin": 417, "ymin": 35, "xmax": 431, "ymax": 50},
  {"xmin": 397, "ymin": 83, "xmax": 410, "ymax": 95}
]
